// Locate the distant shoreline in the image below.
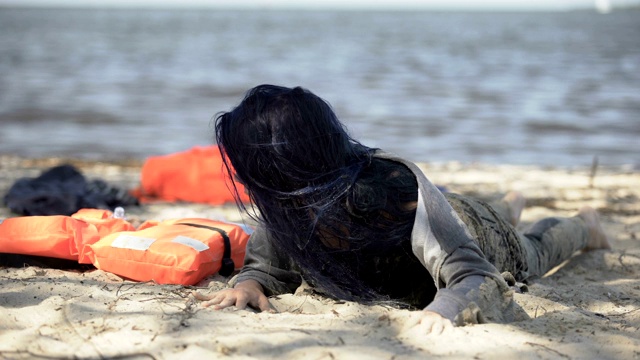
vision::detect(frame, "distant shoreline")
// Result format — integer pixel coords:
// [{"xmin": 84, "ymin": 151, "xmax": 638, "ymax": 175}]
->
[
  {"xmin": 3, "ymin": 5, "xmax": 639, "ymax": 13},
  {"xmin": 1, "ymin": 153, "xmax": 637, "ymax": 173}
]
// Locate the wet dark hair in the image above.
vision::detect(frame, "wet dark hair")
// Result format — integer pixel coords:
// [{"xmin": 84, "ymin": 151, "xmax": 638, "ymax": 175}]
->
[{"xmin": 215, "ymin": 85, "xmax": 423, "ymax": 305}]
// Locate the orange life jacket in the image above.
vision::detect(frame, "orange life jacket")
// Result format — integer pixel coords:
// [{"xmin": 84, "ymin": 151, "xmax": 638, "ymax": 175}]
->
[
  {"xmin": 0, "ymin": 210, "xmax": 250, "ymax": 285},
  {"xmin": 132, "ymin": 146, "xmax": 251, "ymax": 205},
  {"xmin": 0, "ymin": 208, "xmax": 134, "ymax": 263},
  {"xmin": 71, "ymin": 208, "xmax": 137, "ymax": 264},
  {"xmin": 0, "ymin": 215, "xmax": 98, "ymax": 261},
  {"xmin": 84, "ymin": 217, "xmax": 252, "ymax": 285}
]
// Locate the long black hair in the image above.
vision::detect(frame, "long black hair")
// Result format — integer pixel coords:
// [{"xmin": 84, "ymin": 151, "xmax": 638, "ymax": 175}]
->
[{"xmin": 215, "ymin": 85, "xmax": 425, "ymax": 306}]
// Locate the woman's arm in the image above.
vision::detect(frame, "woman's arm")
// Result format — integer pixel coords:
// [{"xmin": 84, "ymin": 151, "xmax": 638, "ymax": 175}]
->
[
  {"xmin": 233, "ymin": 225, "xmax": 303, "ymax": 296},
  {"xmin": 383, "ymin": 153, "xmax": 514, "ymax": 325},
  {"xmin": 415, "ymin": 192, "xmax": 517, "ymax": 325},
  {"xmin": 194, "ymin": 225, "xmax": 303, "ymax": 311}
]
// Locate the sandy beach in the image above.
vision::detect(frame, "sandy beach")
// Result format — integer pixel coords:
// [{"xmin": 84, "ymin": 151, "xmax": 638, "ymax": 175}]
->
[{"xmin": 0, "ymin": 156, "xmax": 638, "ymax": 359}]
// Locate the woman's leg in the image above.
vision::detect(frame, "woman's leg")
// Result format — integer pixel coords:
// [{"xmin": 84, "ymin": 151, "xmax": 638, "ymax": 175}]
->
[
  {"xmin": 521, "ymin": 206, "xmax": 610, "ymax": 279},
  {"xmin": 445, "ymin": 193, "xmax": 610, "ymax": 284},
  {"xmin": 578, "ymin": 207, "xmax": 611, "ymax": 251},
  {"xmin": 444, "ymin": 193, "xmax": 528, "ymax": 281}
]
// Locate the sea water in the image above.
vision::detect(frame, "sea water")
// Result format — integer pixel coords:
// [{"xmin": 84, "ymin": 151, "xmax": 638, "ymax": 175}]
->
[{"xmin": 0, "ymin": 8, "xmax": 638, "ymax": 167}]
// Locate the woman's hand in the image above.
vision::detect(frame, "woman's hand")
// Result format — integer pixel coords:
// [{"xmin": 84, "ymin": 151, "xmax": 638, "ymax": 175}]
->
[
  {"xmin": 192, "ymin": 279, "xmax": 274, "ymax": 312},
  {"xmin": 401, "ymin": 310, "xmax": 453, "ymax": 336}
]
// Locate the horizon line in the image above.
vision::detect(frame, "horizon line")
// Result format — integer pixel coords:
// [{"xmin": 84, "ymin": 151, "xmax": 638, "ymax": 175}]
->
[
  {"xmin": 0, "ymin": 4, "xmax": 612, "ymax": 12},
  {"xmin": 0, "ymin": 0, "xmax": 622, "ymax": 12}
]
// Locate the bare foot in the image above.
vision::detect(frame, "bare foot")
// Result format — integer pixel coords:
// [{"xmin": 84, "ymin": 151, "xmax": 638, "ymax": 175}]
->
[
  {"xmin": 577, "ymin": 206, "xmax": 612, "ymax": 251},
  {"xmin": 502, "ymin": 191, "xmax": 526, "ymax": 226}
]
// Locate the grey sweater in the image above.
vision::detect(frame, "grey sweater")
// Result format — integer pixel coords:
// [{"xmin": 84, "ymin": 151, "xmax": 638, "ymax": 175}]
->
[{"xmin": 235, "ymin": 151, "xmax": 519, "ymax": 324}]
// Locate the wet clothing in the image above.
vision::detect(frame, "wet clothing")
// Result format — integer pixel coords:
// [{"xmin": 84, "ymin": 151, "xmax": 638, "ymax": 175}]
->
[
  {"xmin": 444, "ymin": 193, "xmax": 589, "ymax": 284},
  {"xmin": 235, "ymin": 152, "xmax": 591, "ymax": 324}
]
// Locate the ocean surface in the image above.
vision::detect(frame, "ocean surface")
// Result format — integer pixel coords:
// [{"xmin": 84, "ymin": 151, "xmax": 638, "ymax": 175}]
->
[{"xmin": 1, "ymin": 8, "xmax": 639, "ymax": 167}]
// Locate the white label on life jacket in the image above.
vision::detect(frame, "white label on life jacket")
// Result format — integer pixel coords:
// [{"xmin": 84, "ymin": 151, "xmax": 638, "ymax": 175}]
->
[
  {"xmin": 111, "ymin": 234, "xmax": 156, "ymax": 251},
  {"xmin": 171, "ymin": 235, "xmax": 209, "ymax": 252}
]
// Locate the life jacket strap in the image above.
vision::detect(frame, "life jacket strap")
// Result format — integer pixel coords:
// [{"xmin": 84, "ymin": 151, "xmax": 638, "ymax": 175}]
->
[{"xmin": 177, "ymin": 222, "xmax": 235, "ymax": 277}]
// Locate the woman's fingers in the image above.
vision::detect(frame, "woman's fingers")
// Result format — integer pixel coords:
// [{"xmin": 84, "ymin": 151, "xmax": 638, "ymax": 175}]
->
[
  {"xmin": 422, "ymin": 312, "xmax": 453, "ymax": 335},
  {"xmin": 429, "ymin": 319, "xmax": 445, "ymax": 335},
  {"xmin": 233, "ymin": 292, "xmax": 251, "ymax": 310},
  {"xmin": 401, "ymin": 310, "xmax": 453, "ymax": 337},
  {"xmin": 192, "ymin": 290, "xmax": 236, "ymax": 309},
  {"xmin": 191, "ymin": 291, "xmax": 214, "ymax": 301},
  {"xmin": 192, "ymin": 287, "xmax": 273, "ymax": 312},
  {"xmin": 256, "ymin": 295, "xmax": 276, "ymax": 313},
  {"xmin": 212, "ymin": 295, "xmax": 240, "ymax": 310},
  {"xmin": 401, "ymin": 311, "xmax": 422, "ymax": 332}
]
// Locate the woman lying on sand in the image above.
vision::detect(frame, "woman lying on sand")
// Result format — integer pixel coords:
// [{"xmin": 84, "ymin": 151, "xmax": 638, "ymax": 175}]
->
[{"xmin": 194, "ymin": 85, "xmax": 610, "ymax": 335}]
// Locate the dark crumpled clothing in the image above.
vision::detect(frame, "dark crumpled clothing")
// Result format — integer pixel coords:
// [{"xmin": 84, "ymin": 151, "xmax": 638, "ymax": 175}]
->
[{"xmin": 3, "ymin": 164, "xmax": 139, "ymax": 216}]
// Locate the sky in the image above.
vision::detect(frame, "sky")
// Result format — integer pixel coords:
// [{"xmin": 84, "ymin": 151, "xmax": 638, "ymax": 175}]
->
[{"xmin": 0, "ymin": 0, "xmax": 639, "ymax": 11}]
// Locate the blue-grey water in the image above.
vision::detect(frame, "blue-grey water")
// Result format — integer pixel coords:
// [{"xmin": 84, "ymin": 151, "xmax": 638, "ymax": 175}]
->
[{"xmin": 1, "ymin": 8, "xmax": 639, "ymax": 167}]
